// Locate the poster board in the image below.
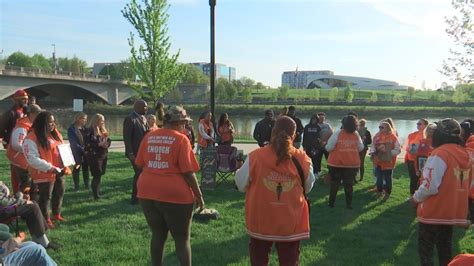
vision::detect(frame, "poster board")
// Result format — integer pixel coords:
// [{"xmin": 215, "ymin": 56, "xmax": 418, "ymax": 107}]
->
[
  {"xmin": 58, "ymin": 144, "xmax": 76, "ymax": 167},
  {"xmin": 418, "ymin": 156, "xmax": 428, "ymax": 172},
  {"xmin": 73, "ymin": 99, "xmax": 83, "ymax": 112},
  {"xmin": 200, "ymin": 147, "xmax": 217, "ymax": 190},
  {"xmin": 376, "ymin": 143, "xmax": 392, "ymax": 162}
]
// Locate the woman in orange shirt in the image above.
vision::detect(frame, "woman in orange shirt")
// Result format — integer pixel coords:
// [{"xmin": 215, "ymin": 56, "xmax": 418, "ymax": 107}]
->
[
  {"xmin": 235, "ymin": 116, "xmax": 315, "ymax": 266},
  {"xmin": 369, "ymin": 121, "xmax": 401, "ymax": 200},
  {"xmin": 217, "ymin": 113, "xmax": 235, "ymax": 145},
  {"xmin": 135, "ymin": 106, "xmax": 204, "ymax": 266},
  {"xmin": 326, "ymin": 115, "xmax": 364, "ymax": 209}
]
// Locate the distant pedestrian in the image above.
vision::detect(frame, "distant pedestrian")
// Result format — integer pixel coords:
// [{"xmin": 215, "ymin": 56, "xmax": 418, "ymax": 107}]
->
[
  {"xmin": 410, "ymin": 118, "xmax": 470, "ymax": 266},
  {"xmin": 197, "ymin": 111, "xmax": 215, "ymax": 150},
  {"xmin": 84, "ymin": 114, "xmax": 111, "ymax": 200},
  {"xmin": 67, "ymin": 112, "xmax": 89, "ymax": 191},
  {"xmin": 217, "ymin": 113, "xmax": 235, "ymax": 145},
  {"xmin": 357, "ymin": 119, "xmax": 372, "ymax": 181},
  {"xmin": 28, "ymin": 95, "xmax": 37, "ymax": 105},
  {"xmin": 302, "ymin": 114, "xmax": 321, "ymax": 174},
  {"xmin": 253, "ymin": 110, "xmax": 275, "ymax": 147},
  {"xmin": 182, "ymin": 120, "xmax": 195, "ymax": 149},
  {"xmin": 287, "ymin": 106, "xmax": 304, "ymax": 149},
  {"xmin": 123, "ymin": 100, "xmax": 149, "ymax": 205},
  {"xmin": 147, "ymin": 114, "xmax": 159, "ymax": 131},
  {"xmin": 236, "ymin": 116, "xmax": 315, "ymax": 266},
  {"xmin": 326, "ymin": 115, "xmax": 364, "ymax": 209}
]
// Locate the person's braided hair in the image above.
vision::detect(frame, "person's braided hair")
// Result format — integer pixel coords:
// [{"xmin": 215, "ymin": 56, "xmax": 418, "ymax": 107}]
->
[{"xmin": 270, "ymin": 116, "xmax": 296, "ymax": 165}]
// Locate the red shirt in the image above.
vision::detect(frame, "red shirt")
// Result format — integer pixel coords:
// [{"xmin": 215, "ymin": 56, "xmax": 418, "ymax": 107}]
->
[{"xmin": 135, "ymin": 128, "xmax": 199, "ymax": 204}]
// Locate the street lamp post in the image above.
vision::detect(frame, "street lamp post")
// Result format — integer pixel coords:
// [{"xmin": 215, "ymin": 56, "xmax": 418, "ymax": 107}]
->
[
  {"xmin": 209, "ymin": 0, "xmax": 216, "ymax": 118},
  {"xmin": 51, "ymin": 44, "xmax": 57, "ymax": 71}
]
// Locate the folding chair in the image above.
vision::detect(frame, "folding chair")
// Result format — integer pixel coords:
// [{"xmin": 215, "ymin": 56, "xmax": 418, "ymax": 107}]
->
[
  {"xmin": 216, "ymin": 145, "xmax": 239, "ymax": 187},
  {"xmin": 0, "ymin": 205, "xmax": 19, "ymax": 236}
]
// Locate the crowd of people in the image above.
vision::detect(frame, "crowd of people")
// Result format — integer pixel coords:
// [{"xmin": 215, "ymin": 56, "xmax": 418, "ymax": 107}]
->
[{"xmin": 0, "ymin": 90, "xmax": 473, "ymax": 265}]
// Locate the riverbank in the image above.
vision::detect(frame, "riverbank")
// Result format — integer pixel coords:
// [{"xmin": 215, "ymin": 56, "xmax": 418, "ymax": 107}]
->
[{"xmin": 85, "ymin": 103, "xmax": 474, "ymax": 119}]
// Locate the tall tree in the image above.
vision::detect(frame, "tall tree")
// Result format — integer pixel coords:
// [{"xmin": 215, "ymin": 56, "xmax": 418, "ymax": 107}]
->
[
  {"xmin": 122, "ymin": 0, "xmax": 185, "ymax": 102},
  {"xmin": 442, "ymin": 0, "xmax": 474, "ymax": 83},
  {"xmin": 6, "ymin": 52, "xmax": 33, "ymax": 68}
]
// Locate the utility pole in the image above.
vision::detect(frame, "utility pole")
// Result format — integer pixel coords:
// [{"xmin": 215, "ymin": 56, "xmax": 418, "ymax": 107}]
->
[{"xmin": 209, "ymin": 0, "xmax": 216, "ymax": 117}]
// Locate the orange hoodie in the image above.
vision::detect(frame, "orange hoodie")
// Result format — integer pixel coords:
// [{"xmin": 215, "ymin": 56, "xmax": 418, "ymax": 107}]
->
[
  {"xmin": 6, "ymin": 117, "xmax": 31, "ymax": 169},
  {"xmin": 415, "ymin": 144, "xmax": 471, "ymax": 226}
]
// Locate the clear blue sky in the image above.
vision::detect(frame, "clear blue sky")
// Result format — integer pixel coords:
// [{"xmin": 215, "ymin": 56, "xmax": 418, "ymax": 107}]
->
[{"xmin": 0, "ymin": 0, "xmax": 454, "ymax": 88}]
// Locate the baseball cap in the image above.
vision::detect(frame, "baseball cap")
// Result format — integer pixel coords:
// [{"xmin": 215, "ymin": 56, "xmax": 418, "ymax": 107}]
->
[
  {"xmin": 13, "ymin": 89, "xmax": 28, "ymax": 99},
  {"xmin": 435, "ymin": 118, "xmax": 461, "ymax": 137},
  {"xmin": 165, "ymin": 105, "xmax": 192, "ymax": 122}
]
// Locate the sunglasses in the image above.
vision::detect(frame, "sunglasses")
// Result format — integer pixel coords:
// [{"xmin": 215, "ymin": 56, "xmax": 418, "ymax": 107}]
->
[
  {"xmin": 379, "ymin": 126, "xmax": 385, "ymax": 129},
  {"xmin": 417, "ymin": 123, "xmax": 422, "ymax": 126}
]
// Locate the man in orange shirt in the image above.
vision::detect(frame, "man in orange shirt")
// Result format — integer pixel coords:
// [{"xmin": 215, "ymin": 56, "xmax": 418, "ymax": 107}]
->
[
  {"xmin": 411, "ymin": 118, "xmax": 471, "ymax": 266},
  {"xmin": 135, "ymin": 105, "xmax": 204, "ymax": 266}
]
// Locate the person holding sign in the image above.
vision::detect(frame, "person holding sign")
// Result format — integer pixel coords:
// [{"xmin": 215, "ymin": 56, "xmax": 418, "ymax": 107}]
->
[
  {"xmin": 23, "ymin": 112, "xmax": 70, "ymax": 228},
  {"xmin": 84, "ymin": 114, "xmax": 111, "ymax": 200},
  {"xmin": 135, "ymin": 106, "xmax": 204, "ymax": 266},
  {"xmin": 369, "ymin": 120, "xmax": 401, "ymax": 201},
  {"xmin": 235, "ymin": 116, "xmax": 315, "ymax": 266}
]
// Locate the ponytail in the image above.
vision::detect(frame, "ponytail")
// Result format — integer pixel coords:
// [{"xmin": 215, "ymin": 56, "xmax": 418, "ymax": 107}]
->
[{"xmin": 270, "ymin": 116, "xmax": 296, "ymax": 166}]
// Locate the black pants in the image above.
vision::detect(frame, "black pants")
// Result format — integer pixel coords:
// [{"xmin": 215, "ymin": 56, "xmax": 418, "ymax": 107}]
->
[
  {"xmin": 359, "ymin": 147, "xmax": 368, "ymax": 180},
  {"xmin": 407, "ymin": 160, "xmax": 419, "ymax": 195},
  {"xmin": 141, "ymin": 199, "xmax": 194, "ymax": 266},
  {"xmin": 12, "ymin": 166, "xmax": 32, "ymax": 193},
  {"xmin": 131, "ymin": 161, "xmax": 142, "ymax": 203},
  {"xmin": 16, "ymin": 202, "xmax": 48, "ymax": 238},
  {"xmin": 304, "ymin": 148, "xmax": 318, "ymax": 174},
  {"xmin": 328, "ymin": 166, "xmax": 358, "ymax": 207},
  {"xmin": 72, "ymin": 161, "xmax": 89, "ymax": 189},
  {"xmin": 418, "ymin": 223, "xmax": 453, "ymax": 266},
  {"xmin": 314, "ymin": 149, "xmax": 329, "ymax": 173},
  {"xmin": 35, "ymin": 175, "xmax": 65, "ymax": 220}
]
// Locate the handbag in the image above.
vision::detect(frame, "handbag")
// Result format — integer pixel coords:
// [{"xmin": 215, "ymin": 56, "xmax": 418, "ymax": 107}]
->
[
  {"xmin": 291, "ymin": 156, "xmax": 311, "ymax": 214},
  {"xmin": 193, "ymin": 208, "xmax": 220, "ymax": 221}
]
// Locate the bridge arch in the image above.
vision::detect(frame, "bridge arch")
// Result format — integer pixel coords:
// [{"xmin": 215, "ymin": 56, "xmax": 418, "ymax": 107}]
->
[{"xmin": 25, "ymin": 83, "xmax": 108, "ymax": 105}]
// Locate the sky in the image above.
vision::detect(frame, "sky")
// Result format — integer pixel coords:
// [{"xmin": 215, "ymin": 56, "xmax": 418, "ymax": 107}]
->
[{"xmin": 0, "ymin": 0, "xmax": 457, "ymax": 89}]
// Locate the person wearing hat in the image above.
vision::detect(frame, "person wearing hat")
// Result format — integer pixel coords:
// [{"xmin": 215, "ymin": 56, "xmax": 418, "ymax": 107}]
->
[
  {"xmin": 0, "ymin": 89, "xmax": 29, "ymax": 148},
  {"xmin": 0, "ymin": 223, "xmax": 58, "ymax": 265},
  {"xmin": 6, "ymin": 104, "xmax": 43, "ymax": 194},
  {"xmin": 135, "ymin": 105, "xmax": 204, "ymax": 266},
  {"xmin": 253, "ymin": 110, "xmax": 275, "ymax": 147},
  {"xmin": 410, "ymin": 118, "xmax": 471, "ymax": 266}
]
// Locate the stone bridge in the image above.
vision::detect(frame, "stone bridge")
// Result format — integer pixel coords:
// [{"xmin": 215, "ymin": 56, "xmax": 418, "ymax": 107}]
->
[{"xmin": 0, "ymin": 65, "xmax": 137, "ymax": 105}]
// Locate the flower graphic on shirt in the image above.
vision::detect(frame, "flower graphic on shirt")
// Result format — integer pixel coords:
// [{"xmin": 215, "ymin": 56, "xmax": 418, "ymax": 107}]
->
[{"xmin": 262, "ymin": 171, "xmax": 296, "ymax": 201}]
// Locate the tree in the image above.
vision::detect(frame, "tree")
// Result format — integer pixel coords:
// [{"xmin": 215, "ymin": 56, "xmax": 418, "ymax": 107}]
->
[
  {"xmin": 343, "ymin": 85, "xmax": 354, "ymax": 103},
  {"xmin": 442, "ymin": 0, "xmax": 474, "ymax": 83},
  {"xmin": 278, "ymin": 85, "xmax": 289, "ymax": 100},
  {"xmin": 31, "ymin": 54, "xmax": 52, "ymax": 71},
  {"xmin": 452, "ymin": 84, "xmax": 470, "ymax": 104},
  {"xmin": 271, "ymin": 92, "xmax": 278, "ymax": 102},
  {"xmin": 369, "ymin": 91, "xmax": 378, "ymax": 103},
  {"xmin": 181, "ymin": 64, "xmax": 208, "ymax": 84},
  {"xmin": 254, "ymin": 82, "xmax": 265, "ymax": 92},
  {"xmin": 216, "ymin": 78, "xmax": 229, "ymax": 101},
  {"xmin": 313, "ymin": 88, "xmax": 321, "ymax": 101},
  {"xmin": 122, "ymin": 0, "xmax": 185, "ymax": 102},
  {"xmin": 226, "ymin": 82, "xmax": 238, "ymax": 101},
  {"xmin": 407, "ymin": 86, "xmax": 415, "ymax": 101},
  {"xmin": 240, "ymin": 76, "xmax": 255, "ymax": 88},
  {"xmin": 241, "ymin": 86, "xmax": 253, "ymax": 104},
  {"xmin": 329, "ymin": 87, "xmax": 339, "ymax": 102},
  {"xmin": 6, "ymin": 52, "xmax": 33, "ymax": 67},
  {"xmin": 392, "ymin": 93, "xmax": 404, "ymax": 103}
]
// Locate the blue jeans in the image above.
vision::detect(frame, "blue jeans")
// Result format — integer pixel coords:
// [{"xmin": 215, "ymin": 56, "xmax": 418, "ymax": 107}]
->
[
  {"xmin": 375, "ymin": 167, "xmax": 393, "ymax": 194},
  {"xmin": 3, "ymin": 241, "xmax": 57, "ymax": 266}
]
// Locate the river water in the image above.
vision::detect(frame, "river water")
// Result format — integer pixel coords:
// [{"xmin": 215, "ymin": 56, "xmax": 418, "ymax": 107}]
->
[{"xmin": 52, "ymin": 110, "xmax": 463, "ymax": 145}]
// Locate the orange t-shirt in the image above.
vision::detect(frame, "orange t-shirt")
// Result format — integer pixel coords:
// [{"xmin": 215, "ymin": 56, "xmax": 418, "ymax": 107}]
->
[{"xmin": 135, "ymin": 128, "xmax": 199, "ymax": 204}]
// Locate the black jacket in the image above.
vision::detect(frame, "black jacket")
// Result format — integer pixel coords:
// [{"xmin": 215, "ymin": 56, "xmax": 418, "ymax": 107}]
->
[
  {"xmin": 288, "ymin": 115, "xmax": 304, "ymax": 143},
  {"xmin": 123, "ymin": 112, "xmax": 149, "ymax": 157},
  {"xmin": 302, "ymin": 123, "xmax": 321, "ymax": 152},
  {"xmin": 253, "ymin": 118, "xmax": 275, "ymax": 147}
]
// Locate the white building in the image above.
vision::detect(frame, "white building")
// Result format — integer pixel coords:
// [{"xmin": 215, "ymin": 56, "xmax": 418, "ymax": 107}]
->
[{"xmin": 282, "ymin": 70, "xmax": 406, "ymax": 90}]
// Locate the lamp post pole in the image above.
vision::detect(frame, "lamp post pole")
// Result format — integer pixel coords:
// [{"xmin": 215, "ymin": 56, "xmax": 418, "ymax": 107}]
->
[
  {"xmin": 209, "ymin": 0, "xmax": 216, "ymax": 117},
  {"xmin": 51, "ymin": 44, "xmax": 57, "ymax": 71}
]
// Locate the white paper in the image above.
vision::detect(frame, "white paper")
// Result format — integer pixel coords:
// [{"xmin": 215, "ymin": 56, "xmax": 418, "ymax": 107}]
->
[
  {"xmin": 73, "ymin": 99, "xmax": 84, "ymax": 112},
  {"xmin": 58, "ymin": 144, "xmax": 76, "ymax": 166}
]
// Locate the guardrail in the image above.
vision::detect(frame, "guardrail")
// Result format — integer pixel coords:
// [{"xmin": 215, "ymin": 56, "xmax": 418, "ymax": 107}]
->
[{"xmin": 1, "ymin": 64, "xmax": 111, "ymax": 80}]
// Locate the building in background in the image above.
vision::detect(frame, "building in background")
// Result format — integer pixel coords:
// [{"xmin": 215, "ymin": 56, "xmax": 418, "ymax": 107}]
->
[
  {"xmin": 282, "ymin": 70, "xmax": 406, "ymax": 90},
  {"xmin": 191, "ymin": 62, "xmax": 236, "ymax": 82}
]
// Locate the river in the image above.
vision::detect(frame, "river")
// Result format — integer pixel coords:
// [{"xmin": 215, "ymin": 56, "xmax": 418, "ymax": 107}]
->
[{"xmin": 52, "ymin": 110, "xmax": 464, "ymax": 145}]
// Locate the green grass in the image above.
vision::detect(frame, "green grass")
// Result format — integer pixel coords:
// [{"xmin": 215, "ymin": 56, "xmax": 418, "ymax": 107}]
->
[{"xmin": 1, "ymin": 151, "xmax": 473, "ymax": 265}]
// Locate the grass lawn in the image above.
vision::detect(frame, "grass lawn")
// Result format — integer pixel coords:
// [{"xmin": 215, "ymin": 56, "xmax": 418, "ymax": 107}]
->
[{"xmin": 0, "ymin": 151, "xmax": 473, "ymax": 265}]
